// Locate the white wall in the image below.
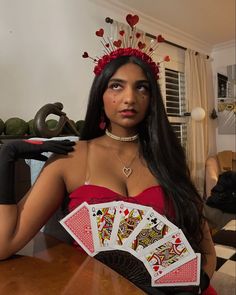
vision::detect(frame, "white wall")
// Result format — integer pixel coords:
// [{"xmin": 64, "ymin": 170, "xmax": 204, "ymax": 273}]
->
[
  {"xmin": 0, "ymin": 0, "xmax": 108, "ymax": 122},
  {"xmin": 211, "ymin": 42, "xmax": 236, "ymax": 152},
  {"xmin": 0, "ymin": 0, "xmax": 212, "ymax": 124}
]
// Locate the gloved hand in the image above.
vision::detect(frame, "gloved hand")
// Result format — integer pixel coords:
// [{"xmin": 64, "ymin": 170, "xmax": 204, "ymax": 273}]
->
[
  {"xmin": 5, "ymin": 139, "xmax": 76, "ymax": 161},
  {"xmin": 0, "ymin": 139, "xmax": 75, "ymax": 204}
]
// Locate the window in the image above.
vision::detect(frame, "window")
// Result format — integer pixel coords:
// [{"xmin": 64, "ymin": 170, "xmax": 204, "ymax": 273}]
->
[
  {"xmin": 170, "ymin": 122, "xmax": 187, "ymax": 149},
  {"xmin": 165, "ymin": 69, "xmax": 186, "ymax": 117},
  {"xmin": 161, "ymin": 68, "xmax": 187, "ymax": 148},
  {"xmin": 146, "ymin": 35, "xmax": 187, "ymax": 148}
]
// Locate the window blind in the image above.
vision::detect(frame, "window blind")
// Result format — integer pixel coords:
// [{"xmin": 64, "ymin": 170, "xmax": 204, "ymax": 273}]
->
[
  {"xmin": 163, "ymin": 68, "xmax": 187, "ymax": 148},
  {"xmin": 165, "ymin": 68, "xmax": 186, "ymax": 116}
]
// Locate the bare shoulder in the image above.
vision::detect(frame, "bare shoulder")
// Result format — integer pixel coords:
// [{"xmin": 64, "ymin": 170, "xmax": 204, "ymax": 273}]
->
[
  {"xmin": 45, "ymin": 140, "xmax": 92, "ymax": 191},
  {"xmin": 73, "ymin": 139, "xmax": 89, "ymax": 155},
  {"xmin": 72, "ymin": 138, "xmax": 106, "ymax": 162},
  {"xmin": 46, "ymin": 140, "xmax": 88, "ymax": 162}
]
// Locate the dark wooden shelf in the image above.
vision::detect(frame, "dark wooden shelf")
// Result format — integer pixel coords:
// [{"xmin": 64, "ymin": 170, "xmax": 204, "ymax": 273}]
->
[{"xmin": 0, "ymin": 135, "xmax": 32, "ymax": 139}]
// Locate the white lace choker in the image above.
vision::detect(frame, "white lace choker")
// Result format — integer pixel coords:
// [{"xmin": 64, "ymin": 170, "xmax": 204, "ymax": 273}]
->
[{"xmin": 105, "ymin": 129, "xmax": 138, "ymax": 142}]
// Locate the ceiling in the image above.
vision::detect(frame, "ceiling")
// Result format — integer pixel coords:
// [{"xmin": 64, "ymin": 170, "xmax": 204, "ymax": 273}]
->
[{"xmin": 111, "ymin": 0, "xmax": 235, "ymax": 47}]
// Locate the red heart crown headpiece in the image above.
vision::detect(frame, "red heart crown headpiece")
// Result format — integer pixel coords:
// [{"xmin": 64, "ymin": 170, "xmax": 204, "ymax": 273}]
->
[{"xmin": 82, "ymin": 14, "xmax": 170, "ymax": 79}]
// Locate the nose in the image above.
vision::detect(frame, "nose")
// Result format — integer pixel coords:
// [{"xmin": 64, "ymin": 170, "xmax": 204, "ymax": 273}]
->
[{"xmin": 123, "ymin": 86, "xmax": 136, "ymax": 105}]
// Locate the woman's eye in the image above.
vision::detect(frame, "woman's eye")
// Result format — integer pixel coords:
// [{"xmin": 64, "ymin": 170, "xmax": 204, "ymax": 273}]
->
[
  {"xmin": 137, "ymin": 84, "xmax": 149, "ymax": 92},
  {"xmin": 109, "ymin": 83, "xmax": 122, "ymax": 90}
]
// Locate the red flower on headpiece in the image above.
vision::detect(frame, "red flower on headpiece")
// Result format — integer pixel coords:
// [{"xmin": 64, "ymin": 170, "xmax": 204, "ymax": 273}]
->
[{"xmin": 94, "ymin": 48, "xmax": 159, "ymax": 78}]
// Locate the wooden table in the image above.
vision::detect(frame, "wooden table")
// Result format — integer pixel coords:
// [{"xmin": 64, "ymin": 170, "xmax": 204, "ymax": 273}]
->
[{"xmin": 0, "ymin": 232, "xmax": 146, "ymax": 295}]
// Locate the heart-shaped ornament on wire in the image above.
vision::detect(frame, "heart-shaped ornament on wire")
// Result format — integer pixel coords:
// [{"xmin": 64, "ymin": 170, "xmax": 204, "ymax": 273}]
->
[
  {"xmin": 126, "ymin": 14, "xmax": 139, "ymax": 28},
  {"xmin": 82, "ymin": 52, "xmax": 89, "ymax": 58},
  {"xmin": 96, "ymin": 28, "xmax": 104, "ymax": 37},
  {"xmin": 138, "ymin": 41, "xmax": 146, "ymax": 50},
  {"xmin": 157, "ymin": 34, "xmax": 165, "ymax": 42},
  {"xmin": 113, "ymin": 40, "xmax": 122, "ymax": 48}
]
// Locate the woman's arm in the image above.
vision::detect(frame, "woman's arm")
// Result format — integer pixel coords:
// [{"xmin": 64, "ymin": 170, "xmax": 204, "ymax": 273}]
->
[
  {"xmin": 0, "ymin": 156, "xmax": 68, "ymax": 260},
  {"xmin": 200, "ymin": 220, "xmax": 217, "ymax": 278}
]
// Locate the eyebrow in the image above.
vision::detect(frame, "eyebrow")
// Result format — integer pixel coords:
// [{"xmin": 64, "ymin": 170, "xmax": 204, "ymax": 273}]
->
[{"xmin": 108, "ymin": 78, "xmax": 149, "ymax": 84}]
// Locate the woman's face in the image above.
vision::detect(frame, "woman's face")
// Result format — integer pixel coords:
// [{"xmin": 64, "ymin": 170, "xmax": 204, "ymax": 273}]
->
[{"xmin": 103, "ymin": 62, "xmax": 150, "ymax": 135}]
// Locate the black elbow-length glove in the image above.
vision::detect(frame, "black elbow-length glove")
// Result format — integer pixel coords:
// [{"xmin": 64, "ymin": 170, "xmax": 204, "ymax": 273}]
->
[{"xmin": 0, "ymin": 139, "xmax": 75, "ymax": 204}]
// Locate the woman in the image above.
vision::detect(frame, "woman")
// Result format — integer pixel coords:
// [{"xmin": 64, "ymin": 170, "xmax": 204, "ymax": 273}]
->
[{"xmin": 0, "ymin": 31, "xmax": 216, "ymax": 295}]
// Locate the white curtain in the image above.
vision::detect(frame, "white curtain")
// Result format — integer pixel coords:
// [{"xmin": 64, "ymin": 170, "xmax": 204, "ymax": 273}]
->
[{"xmin": 185, "ymin": 49, "xmax": 216, "ymax": 196}]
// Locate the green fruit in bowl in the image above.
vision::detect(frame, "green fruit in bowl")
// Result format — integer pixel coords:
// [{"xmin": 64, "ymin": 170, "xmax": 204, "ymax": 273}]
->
[
  {"xmin": 28, "ymin": 119, "xmax": 36, "ymax": 135},
  {"xmin": 75, "ymin": 120, "xmax": 85, "ymax": 135},
  {"xmin": 46, "ymin": 119, "xmax": 58, "ymax": 129},
  {"xmin": 4, "ymin": 117, "xmax": 28, "ymax": 135},
  {"xmin": 0, "ymin": 119, "xmax": 4, "ymax": 135}
]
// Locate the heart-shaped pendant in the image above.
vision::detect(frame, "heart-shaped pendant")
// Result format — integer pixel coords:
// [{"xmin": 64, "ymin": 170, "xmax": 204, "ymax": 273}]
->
[{"xmin": 123, "ymin": 167, "xmax": 132, "ymax": 178}]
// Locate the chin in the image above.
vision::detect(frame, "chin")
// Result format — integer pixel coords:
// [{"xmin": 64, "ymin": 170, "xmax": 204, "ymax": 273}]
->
[
  {"xmin": 121, "ymin": 118, "xmax": 143, "ymax": 126},
  {"xmin": 119, "ymin": 122, "xmax": 140, "ymax": 129}
]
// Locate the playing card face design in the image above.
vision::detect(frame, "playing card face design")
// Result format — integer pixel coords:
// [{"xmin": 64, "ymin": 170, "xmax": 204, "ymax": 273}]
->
[
  {"xmin": 152, "ymin": 253, "xmax": 201, "ymax": 286},
  {"xmin": 110, "ymin": 202, "xmax": 151, "ymax": 248},
  {"xmin": 59, "ymin": 202, "xmax": 96, "ymax": 256},
  {"xmin": 60, "ymin": 200, "xmax": 200, "ymax": 288},
  {"xmin": 141, "ymin": 230, "xmax": 196, "ymax": 279},
  {"xmin": 89, "ymin": 201, "xmax": 119, "ymax": 252},
  {"xmin": 123, "ymin": 209, "xmax": 178, "ymax": 257}
]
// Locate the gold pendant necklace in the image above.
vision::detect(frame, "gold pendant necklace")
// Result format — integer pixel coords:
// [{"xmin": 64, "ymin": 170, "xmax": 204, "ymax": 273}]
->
[{"xmin": 113, "ymin": 150, "xmax": 138, "ymax": 178}]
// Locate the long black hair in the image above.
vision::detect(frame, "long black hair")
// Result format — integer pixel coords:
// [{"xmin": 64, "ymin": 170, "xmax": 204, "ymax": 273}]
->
[{"xmin": 80, "ymin": 56, "xmax": 204, "ymax": 251}]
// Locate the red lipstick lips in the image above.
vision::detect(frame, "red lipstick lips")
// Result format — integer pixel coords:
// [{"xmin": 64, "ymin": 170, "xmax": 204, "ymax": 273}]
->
[{"xmin": 119, "ymin": 109, "xmax": 137, "ymax": 117}]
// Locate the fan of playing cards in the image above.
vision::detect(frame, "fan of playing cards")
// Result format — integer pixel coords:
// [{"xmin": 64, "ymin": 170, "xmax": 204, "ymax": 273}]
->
[{"xmin": 60, "ymin": 201, "xmax": 201, "ymax": 288}]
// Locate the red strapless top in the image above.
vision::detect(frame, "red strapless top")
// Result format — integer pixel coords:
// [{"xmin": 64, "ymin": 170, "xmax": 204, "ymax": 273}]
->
[{"xmin": 68, "ymin": 184, "xmax": 175, "ymax": 218}]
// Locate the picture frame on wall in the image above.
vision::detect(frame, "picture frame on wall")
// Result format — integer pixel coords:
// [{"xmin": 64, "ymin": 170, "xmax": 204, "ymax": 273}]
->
[
  {"xmin": 217, "ymin": 98, "xmax": 236, "ymax": 134},
  {"xmin": 217, "ymin": 73, "xmax": 228, "ymax": 98},
  {"xmin": 216, "ymin": 64, "xmax": 236, "ymax": 134}
]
